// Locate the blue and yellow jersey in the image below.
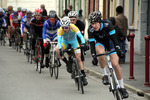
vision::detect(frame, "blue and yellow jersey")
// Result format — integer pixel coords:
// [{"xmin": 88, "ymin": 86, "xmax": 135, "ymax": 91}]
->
[{"xmin": 57, "ymin": 24, "xmax": 85, "ymax": 49}]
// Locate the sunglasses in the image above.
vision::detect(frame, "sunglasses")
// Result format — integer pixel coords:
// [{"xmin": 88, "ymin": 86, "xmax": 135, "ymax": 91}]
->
[
  {"xmin": 49, "ymin": 18, "xmax": 56, "ymax": 21},
  {"xmin": 62, "ymin": 27, "xmax": 69, "ymax": 29},
  {"xmin": 70, "ymin": 18, "xmax": 76, "ymax": 21}
]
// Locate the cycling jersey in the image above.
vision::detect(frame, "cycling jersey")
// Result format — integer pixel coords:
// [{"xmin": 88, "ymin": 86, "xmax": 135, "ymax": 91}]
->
[
  {"xmin": 75, "ymin": 20, "xmax": 85, "ymax": 44},
  {"xmin": 57, "ymin": 24, "xmax": 85, "ymax": 49},
  {"xmin": 88, "ymin": 20, "xmax": 119, "ymax": 54},
  {"xmin": 30, "ymin": 17, "xmax": 45, "ymax": 38},
  {"xmin": 9, "ymin": 13, "xmax": 19, "ymax": 27},
  {"xmin": 42, "ymin": 19, "xmax": 61, "ymax": 42},
  {"xmin": 0, "ymin": 12, "xmax": 7, "ymax": 27},
  {"xmin": 21, "ymin": 16, "xmax": 30, "ymax": 35}
]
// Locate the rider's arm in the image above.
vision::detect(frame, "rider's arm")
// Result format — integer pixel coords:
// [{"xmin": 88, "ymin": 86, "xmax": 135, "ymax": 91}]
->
[
  {"xmin": 42, "ymin": 22, "xmax": 47, "ymax": 43},
  {"xmin": 76, "ymin": 31, "xmax": 85, "ymax": 44},
  {"xmin": 9, "ymin": 15, "xmax": 13, "ymax": 27},
  {"xmin": 108, "ymin": 21, "xmax": 119, "ymax": 47},
  {"xmin": 21, "ymin": 18, "xmax": 25, "ymax": 35},
  {"xmin": 88, "ymin": 26, "xmax": 96, "ymax": 55},
  {"xmin": 57, "ymin": 28, "xmax": 62, "ymax": 49}
]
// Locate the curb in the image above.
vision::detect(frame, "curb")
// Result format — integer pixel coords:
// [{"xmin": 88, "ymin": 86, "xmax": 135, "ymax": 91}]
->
[{"xmin": 84, "ymin": 67, "xmax": 150, "ymax": 100}]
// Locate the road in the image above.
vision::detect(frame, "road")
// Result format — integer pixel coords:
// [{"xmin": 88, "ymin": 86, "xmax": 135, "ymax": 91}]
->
[{"xmin": 0, "ymin": 45, "xmax": 147, "ymax": 100}]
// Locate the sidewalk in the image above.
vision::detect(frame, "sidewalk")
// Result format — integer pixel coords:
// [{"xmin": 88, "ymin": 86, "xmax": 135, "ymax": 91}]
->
[{"xmin": 84, "ymin": 50, "xmax": 150, "ymax": 100}]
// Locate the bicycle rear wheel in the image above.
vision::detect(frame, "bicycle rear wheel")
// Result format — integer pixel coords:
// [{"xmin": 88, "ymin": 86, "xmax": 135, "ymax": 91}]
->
[{"xmin": 54, "ymin": 52, "xmax": 59, "ymax": 79}]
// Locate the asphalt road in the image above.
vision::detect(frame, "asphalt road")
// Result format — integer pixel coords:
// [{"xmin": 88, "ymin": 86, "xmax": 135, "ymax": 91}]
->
[{"xmin": 0, "ymin": 45, "xmax": 147, "ymax": 100}]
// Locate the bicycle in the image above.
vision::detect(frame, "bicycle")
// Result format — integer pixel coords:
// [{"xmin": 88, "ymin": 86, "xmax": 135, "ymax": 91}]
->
[
  {"xmin": 0, "ymin": 24, "xmax": 5, "ymax": 46},
  {"xmin": 14, "ymin": 27, "xmax": 22, "ymax": 53},
  {"xmin": 24, "ymin": 32, "xmax": 32, "ymax": 63},
  {"xmin": 48, "ymin": 41, "xmax": 60, "ymax": 79},
  {"xmin": 62, "ymin": 44, "xmax": 85, "ymax": 94},
  {"xmin": 95, "ymin": 50, "xmax": 122, "ymax": 100},
  {"xmin": 35, "ymin": 37, "xmax": 43, "ymax": 73}
]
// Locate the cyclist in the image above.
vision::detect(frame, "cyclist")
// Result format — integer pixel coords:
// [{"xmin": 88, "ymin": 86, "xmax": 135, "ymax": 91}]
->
[
  {"xmin": 8, "ymin": 10, "xmax": 19, "ymax": 46},
  {"xmin": 42, "ymin": 10, "xmax": 61, "ymax": 68},
  {"xmin": 0, "ymin": 8, "xmax": 7, "ymax": 29},
  {"xmin": 55, "ymin": 16, "xmax": 88, "ymax": 86},
  {"xmin": 68, "ymin": 11, "xmax": 86, "ymax": 65},
  {"xmin": 21, "ymin": 10, "xmax": 32, "ymax": 49},
  {"xmin": 18, "ymin": 8, "xmax": 27, "ymax": 20},
  {"xmin": 88, "ymin": 11, "xmax": 128, "ymax": 98},
  {"xmin": 30, "ymin": 8, "xmax": 45, "ymax": 67}
]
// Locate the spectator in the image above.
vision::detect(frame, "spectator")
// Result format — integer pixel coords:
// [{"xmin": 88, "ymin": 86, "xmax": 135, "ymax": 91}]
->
[
  {"xmin": 109, "ymin": 17, "xmax": 124, "ymax": 43},
  {"xmin": 115, "ymin": 6, "xmax": 128, "ymax": 64},
  {"xmin": 61, "ymin": 8, "xmax": 70, "ymax": 18},
  {"xmin": 68, "ymin": 5, "xmax": 72, "ymax": 11},
  {"xmin": 40, "ymin": 4, "xmax": 47, "ymax": 16},
  {"xmin": 78, "ymin": 10, "xmax": 85, "ymax": 25}
]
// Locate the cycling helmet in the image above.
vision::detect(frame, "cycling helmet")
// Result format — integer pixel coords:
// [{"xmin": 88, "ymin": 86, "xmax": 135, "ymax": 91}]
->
[
  {"xmin": 17, "ymin": 7, "xmax": 22, "ymax": 12},
  {"xmin": 8, "ymin": 5, "xmax": 13, "ymax": 11},
  {"xmin": 26, "ymin": 10, "xmax": 32, "ymax": 18},
  {"xmin": 34, "ymin": 8, "xmax": 42, "ymax": 15},
  {"xmin": 88, "ymin": 11, "xmax": 102, "ymax": 23},
  {"xmin": 22, "ymin": 8, "xmax": 27, "ymax": 12},
  {"xmin": 0, "ymin": 8, "xmax": 4, "ymax": 13},
  {"xmin": 13, "ymin": 10, "xmax": 18, "ymax": 15},
  {"xmin": 49, "ymin": 10, "xmax": 57, "ymax": 18},
  {"xmin": 68, "ymin": 11, "xmax": 77, "ymax": 18},
  {"xmin": 60, "ymin": 16, "xmax": 70, "ymax": 27}
]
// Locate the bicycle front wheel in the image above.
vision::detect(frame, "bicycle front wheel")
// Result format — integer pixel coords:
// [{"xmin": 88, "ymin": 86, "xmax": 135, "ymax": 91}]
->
[
  {"xmin": 49, "ymin": 52, "xmax": 53, "ymax": 77},
  {"xmin": 111, "ymin": 70, "xmax": 121, "ymax": 100},
  {"xmin": 73, "ymin": 58, "xmax": 84, "ymax": 94},
  {"xmin": 53, "ymin": 52, "xmax": 59, "ymax": 79}
]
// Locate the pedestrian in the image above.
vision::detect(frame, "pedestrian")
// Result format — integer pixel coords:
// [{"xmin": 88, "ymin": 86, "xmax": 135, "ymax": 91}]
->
[
  {"xmin": 78, "ymin": 10, "xmax": 85, "ymax": 25},
  {"xmin": 115, "ymin": 6, "xmax": 128, "ymax": 64},
  {"xmin": 61, "ymin": 8, "xmax": 70, "ymax": 18},
  {"xmin": 40, "ymin": 4, "xmax": 47, "ymax": 16},
  {"xmin": 67, "ymin": 5, "xmax": 73, "ymax": 11}
]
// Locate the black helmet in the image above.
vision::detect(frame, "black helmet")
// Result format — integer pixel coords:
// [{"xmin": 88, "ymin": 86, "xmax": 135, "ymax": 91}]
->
[
  {"xmin": 88, "ymin": 11, "xmax": 102, "ymax": 23},
  {"xmin": 49, "ymin": 10, "xmax": 57, "ymax": 18},
  {"xmin": 26, "ymin": 10, "xmax": 32, "ymax": 18}
]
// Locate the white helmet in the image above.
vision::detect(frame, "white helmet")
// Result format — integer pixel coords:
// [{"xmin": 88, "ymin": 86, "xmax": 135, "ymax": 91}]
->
[
  {"xmin": 22, "ymin": 8, "xmax": 27, "ymax": 12},
  {"xmin": 60, "ymin": 16, "xmax": 70, "ymax": 27},
  {"xmin": 68, "ymin": 11, "xmax": 77, "ymax": 18},
  {"xmin": 0, "ymin": 7, "xmax": 4, "ymax": 13}
]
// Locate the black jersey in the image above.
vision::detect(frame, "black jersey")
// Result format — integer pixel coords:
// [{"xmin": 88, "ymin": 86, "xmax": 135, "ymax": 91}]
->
[
  {"xmin": 75, "ymin": 20, "xmax": 85, "ymax": 44},
  {"xmin": 30, "ymin": 17, "xmax": 45, "ymax": 37},
  {"xmin": 88, "ymin": 20, "xmax": 119, "ymax": 54}
]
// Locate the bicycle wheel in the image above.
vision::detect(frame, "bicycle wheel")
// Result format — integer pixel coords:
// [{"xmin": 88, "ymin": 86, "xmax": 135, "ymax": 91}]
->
[
  {"xmin": 35, "ymin": 47, "xmax": 38, "ymax": 71},
  {"xmin": 49, "ymin": 52, "xmax": 53, "ymax": 77},
  {"xmin": 73, "ymin": 58, "xmax": 84, "ymax": 94},
  {"xmin": 38, "ymin": 45, "xmax": 42, "ymax": 74},
  {"xmin": 110, "ymin": 69, "xmax": 121, "ymax": 100},
  {"xmin": 54, "ymin": 52, "xmax": 59, "ymax": 79}
]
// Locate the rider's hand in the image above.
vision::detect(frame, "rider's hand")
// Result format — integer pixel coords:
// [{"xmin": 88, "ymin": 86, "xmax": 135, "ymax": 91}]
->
[
  {"xmin": 59, "ymin": 49, "xmax": 63, "ymax": 57},
  {"xmin": 82, "ymin": 43, "xmax": 89, "ymax": 51},
  {"xmin": 43, "ymin": 43, "xmax": 47, "ymax": 47},
  {"xmin": 115, "ymin": 46, "xmax": 125, "ymax": 58},
  {"xmin": 92, "ymin": 53, "xmax": 98, "ymax": 65}
]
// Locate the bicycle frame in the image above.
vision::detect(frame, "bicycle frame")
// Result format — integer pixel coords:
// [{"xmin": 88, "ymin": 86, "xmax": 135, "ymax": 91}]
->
[
  {"xmin": 49, "ymin": 41, "xmax": 58, "ymax": 67},
  {"xmin": 106, "ymin": 55, "xmax": 120, "ymax": 91}
]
